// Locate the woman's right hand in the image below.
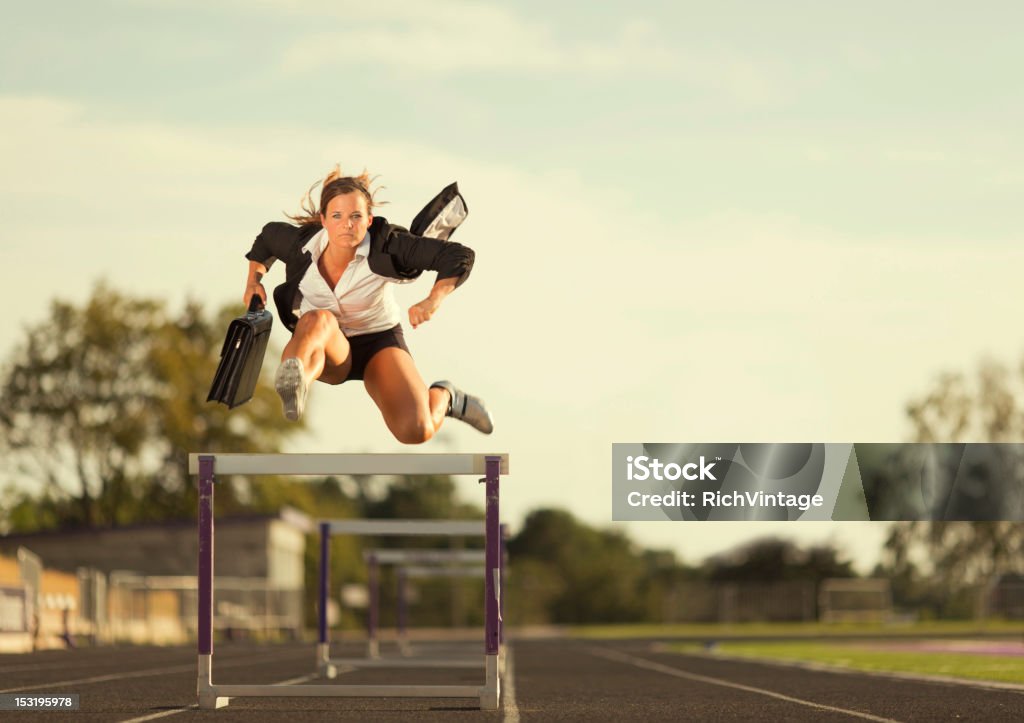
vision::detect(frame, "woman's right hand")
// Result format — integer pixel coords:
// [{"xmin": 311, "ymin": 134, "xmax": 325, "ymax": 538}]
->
[{"xmin": 244, "ymin": 282, "xmax": 267, "ymax": 307}]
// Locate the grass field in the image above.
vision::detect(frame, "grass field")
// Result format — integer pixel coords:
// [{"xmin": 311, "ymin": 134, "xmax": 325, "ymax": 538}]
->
[
  {"xmin": 567, "ymin": 620, "xmax": 1024, "ymax": 641},
  {"xmin": 664, "ymin": 640, "xmax": 1024, "ymax": 685},
  {"xmin": 566, "ymin": 621, "xmax": 1024, "ymax": 685}
]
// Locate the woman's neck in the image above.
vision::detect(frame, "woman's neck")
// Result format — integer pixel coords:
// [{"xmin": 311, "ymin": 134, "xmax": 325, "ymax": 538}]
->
[{"xmin": 323, "ymin": 242, "xmax": 356, "ymax": 266}]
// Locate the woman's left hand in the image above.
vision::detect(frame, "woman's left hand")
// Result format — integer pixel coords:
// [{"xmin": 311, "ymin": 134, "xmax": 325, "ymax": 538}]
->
[{"xmin": 408, "ymin": 297, "xmax": 442, "ymax": 329}]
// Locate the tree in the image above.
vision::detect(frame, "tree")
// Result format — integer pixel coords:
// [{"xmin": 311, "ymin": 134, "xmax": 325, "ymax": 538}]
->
[
  {"xmin": 881, "ymin": 356, "xmax": 1024, "ymax": 617},
  {"xmin": 0, "ymin": 283, "xmax": 302, "ymax": 530},
  {"xmin": 365, "ymin": 475, "xmax": 481, "ymax": 528},
  {"xmin": 509, "ymin": 508, "xmax": 648, "ymax": 623},
  {"xmin": 705, "ymin": 537, "xmax": 854, "ymax": 583}
]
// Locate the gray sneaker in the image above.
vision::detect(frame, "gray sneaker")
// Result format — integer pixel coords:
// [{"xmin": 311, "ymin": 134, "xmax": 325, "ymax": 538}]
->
[
  {"xmin": 430, "ymin": 380, "xmax": 494, "ymax": 434},
  {"xmin": 275, "ymin": 358, "xmax": 309, "ymax": 422}
]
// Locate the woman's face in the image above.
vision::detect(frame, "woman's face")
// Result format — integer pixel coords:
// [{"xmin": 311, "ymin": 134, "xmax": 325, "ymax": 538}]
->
[{"xmin": 321, "ymin": 192, "xmax": 372, "ymax": 250}]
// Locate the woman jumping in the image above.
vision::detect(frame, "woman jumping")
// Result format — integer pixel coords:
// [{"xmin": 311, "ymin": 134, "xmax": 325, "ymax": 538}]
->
[{"xmin": 243, "ymin": 167, "xmax": 493, "ymax": 443}]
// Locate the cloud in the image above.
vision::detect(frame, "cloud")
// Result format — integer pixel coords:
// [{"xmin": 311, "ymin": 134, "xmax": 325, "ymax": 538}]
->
[
  {"xmin": 275, "ymin": 13, "xmax": 669, "ymax": 77},
  {"xmin": 258, "ymin": 1, "xmax": 788, "ymax": 103}
]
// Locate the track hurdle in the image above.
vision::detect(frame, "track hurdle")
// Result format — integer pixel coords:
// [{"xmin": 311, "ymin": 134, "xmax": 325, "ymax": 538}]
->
[
  {"xmin": 324, "ymin": 524, "xmax": 489, "ymax": 668},
  {"xmin": 190, "ymin": 452, "xmax": 509, "ymax": 711},
  {"xmin": 358, "ymin": 548, "xmax": 487, "ymax": 663},
  {"xmin": 398, "ymin": 565, "xmax": 488, "ymax": 660}
]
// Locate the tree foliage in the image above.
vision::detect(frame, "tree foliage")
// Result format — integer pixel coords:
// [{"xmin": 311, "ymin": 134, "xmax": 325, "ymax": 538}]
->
[
  {"xmin": 881, "ymin": 356, "xmax": 1024, "ymax": 617},
  {"xmin": 705, "ymin": 537, "xmax": 854, "ymax": 583},
  {"xmin": 0, "ymin": 282, "xmax": 302, "ymax": 530},
  {"xmin": 508, "ymin": 508, "xmax": 649, "ymax": 623}
]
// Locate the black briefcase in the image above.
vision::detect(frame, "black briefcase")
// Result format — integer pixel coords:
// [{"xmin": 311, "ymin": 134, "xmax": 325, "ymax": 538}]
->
[{"xmin": 207, "ymin": 296, "xmax": 274, "ymax": 409}]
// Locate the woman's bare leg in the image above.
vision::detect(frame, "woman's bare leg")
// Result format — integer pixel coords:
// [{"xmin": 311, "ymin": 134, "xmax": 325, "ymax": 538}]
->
[
  {"xmin": 276, "ymin": 310, "xmax": 352, "ymax": 420},
  {"xmin": 282, "ymin": 310, "xmax": 352, "ymax": 383},
  {"xmin": 362, "ymin": 348, "xmax": 449, "ymax": 444}
]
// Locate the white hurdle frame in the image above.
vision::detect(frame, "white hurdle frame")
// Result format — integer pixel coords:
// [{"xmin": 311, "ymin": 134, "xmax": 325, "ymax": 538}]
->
[
  {"xmin": 358, "ymin": 548, "xmax": 487, "ymax": 664},
  {"xmin": 322, "ymin": 528, "xmax": 488, "ymax": 667},
  {"xmin": 190, "ymin": 452, "xmax": 509, "ymax": 711}
]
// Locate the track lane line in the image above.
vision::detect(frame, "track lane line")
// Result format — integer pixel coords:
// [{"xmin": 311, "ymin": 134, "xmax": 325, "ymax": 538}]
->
[
  {"xmin": 587, "ymin": 646, "xmax": 902, "ymax": 723},
  {"xmin": 655, "ymin": 645, "xmax": 1024, "ymax": 693},
  {"xmin": 0, "ymin": 649, "xmax": 312, "ymax": 693},
  {"xmin": 116, "ymin": 672, "xmax": 319, "ymax": 723},
  {"xmin": 0, "ymin": 645, "xmax": 291, "ymax": 675},
  {"xmin": 502, "ymin": 647, "xmax": 520, "ymax": 723}
]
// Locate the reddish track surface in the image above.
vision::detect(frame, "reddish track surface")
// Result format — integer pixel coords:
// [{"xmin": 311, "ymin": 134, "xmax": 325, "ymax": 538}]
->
[{"xmin": 1, "ymin": 638, "xmax": 1022, "ymax": 721}]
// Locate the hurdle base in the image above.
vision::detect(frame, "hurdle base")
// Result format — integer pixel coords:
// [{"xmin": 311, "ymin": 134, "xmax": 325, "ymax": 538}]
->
[
  {"xmin": 206, "ymin": 683, "xmax": 484, "ymax": 700},
  {"xmin": 480, "ymin": 654, "xmax": 500, "ymax": 711},
  {"xmin": 197, "ymin": 655, "xmax": 228, "ymax": 709},
  {"xmin": 316, "ymin": 642, "xmax": 337, "ymax": 678},
  {"xmin": 199, "ymin": 693, "xmax": 229, "ymax": 710}
]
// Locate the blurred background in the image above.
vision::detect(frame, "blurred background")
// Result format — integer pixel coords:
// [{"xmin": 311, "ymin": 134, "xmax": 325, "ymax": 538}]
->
[{"xmin": 2, "ymin": 1, "xmax": 1024, "ymax": 650}]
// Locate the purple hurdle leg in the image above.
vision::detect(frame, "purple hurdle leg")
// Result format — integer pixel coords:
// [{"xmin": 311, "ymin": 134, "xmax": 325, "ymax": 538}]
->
[
  {"xmin": 317, "ymin": 522, "xmax": 335, "ymax": 677},
  {"xmin": 500, "ymin": 522, "xmax": 508, "ymax": 646},
  {"xmin": 397, "ymin": 568, "xmax": 410, "ymax": 655},
  {"xmin": 367, "ymin": 553, "xmax": 380, "ymax": 659},
  {"xmin": 481, "ymin": 455, "xmax": 502, "ymax": 710},
  {"xmin": 197, "ymin": 455, "xmax": 226, "ymax": 709}
]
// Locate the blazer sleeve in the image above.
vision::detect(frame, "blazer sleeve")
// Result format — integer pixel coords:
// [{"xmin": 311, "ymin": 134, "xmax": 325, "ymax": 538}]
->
[
  {"xmin": 383, "ymin": 230, "xmax": 476, "ymax": 287},
  {"xmin": 245, "ymin": 222, "xmax": 303, "ymax": 269}
]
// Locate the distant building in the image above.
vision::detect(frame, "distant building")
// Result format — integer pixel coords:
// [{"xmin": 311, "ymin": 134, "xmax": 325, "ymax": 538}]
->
[{"xmin": 0, "ymin": 508, "xmax": 311, "ymax": 645}]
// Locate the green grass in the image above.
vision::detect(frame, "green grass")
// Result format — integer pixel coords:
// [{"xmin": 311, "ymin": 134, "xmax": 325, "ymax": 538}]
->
[
  {"xmin": 664, "ymin": 641, "xmax": 1024, "ymax": 685},
  {"xmin": 567, "ymin": 620, "xmax": 1024, "ymax": 640}
]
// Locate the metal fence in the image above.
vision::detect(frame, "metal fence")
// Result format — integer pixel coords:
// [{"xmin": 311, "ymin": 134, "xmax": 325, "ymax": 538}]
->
[
  {"xmin": 664, "ymin": 580, "xmax": 818, "ymax": 623},
  {"xmin": 106, "ymin": 572, "xmax": 303, "ymax": 644}
]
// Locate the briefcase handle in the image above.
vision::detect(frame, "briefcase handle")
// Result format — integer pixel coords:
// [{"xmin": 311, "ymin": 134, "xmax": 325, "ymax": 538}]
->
[{"xmin": 246, "ymin": 294, "xmax": 265, "ymax": 317}]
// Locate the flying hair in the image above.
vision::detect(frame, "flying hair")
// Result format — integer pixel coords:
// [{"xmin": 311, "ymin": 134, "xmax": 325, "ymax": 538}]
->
[{"xmin": 286, "ymin": 164, "xmax": 387, "ymax": 226}]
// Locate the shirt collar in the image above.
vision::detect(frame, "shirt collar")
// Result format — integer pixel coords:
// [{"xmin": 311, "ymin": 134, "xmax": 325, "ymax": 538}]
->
[
  {"xmin": 354, "ymin": 230, "xmax": 371, "ymax": 258},
  {"xmin": 302, "ymin": 227, "xmax": 327, "ymax": 255}
]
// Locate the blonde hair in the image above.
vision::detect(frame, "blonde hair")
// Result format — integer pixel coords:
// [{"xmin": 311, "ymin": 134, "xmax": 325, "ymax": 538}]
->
[{"xmin": 286, "ymin": 165, "xmax": 386, "ymax": 226}]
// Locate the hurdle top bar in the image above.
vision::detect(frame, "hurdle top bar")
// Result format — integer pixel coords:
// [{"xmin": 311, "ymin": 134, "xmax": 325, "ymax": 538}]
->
[
  {"xmin": 325, "ymin": 519, "xmax": 483, "ymax": 536},
  {"xmin": 403, "ymin": 566, "xmax": 486, "ymax": 579},
  {"xmin": 364, "ymin": 549, "xmax": 486, "ymax": 564},
  {"xmin": 188, "ymin": 453, "xmax": 509, "ymax": 476}
]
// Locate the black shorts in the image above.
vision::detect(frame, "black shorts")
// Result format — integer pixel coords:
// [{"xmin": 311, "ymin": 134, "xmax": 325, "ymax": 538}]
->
[{"xmin": 344, "ymin": 324, "xmax": 410, "ymax": 382}]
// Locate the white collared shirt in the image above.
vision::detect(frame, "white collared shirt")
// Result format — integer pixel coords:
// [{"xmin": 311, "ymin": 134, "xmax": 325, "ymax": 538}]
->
[{"xmin": 297, "ymin": 228, "xmax": 403, "ymax": 336}]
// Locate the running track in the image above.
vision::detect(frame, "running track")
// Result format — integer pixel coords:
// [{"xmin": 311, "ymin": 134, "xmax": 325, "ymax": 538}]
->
[{"xmin": 1, "ymin": 639, "xmax": 1022, "ymax": 721}]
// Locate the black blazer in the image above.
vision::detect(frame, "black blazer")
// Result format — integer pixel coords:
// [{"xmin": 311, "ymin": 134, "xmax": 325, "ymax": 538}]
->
[{"xmin": 245, "ymin": 186, "xmax": 474, "ymax": 331}]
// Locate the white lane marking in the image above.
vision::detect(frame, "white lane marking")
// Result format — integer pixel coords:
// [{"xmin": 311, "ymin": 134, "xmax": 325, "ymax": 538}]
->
[
  {"xmin": 0, "ymin": 649, "xmax": 311, "ymax": 693},
  {"xmin": 502, "ymin": 648, "xmax": 520, "ymax": 723},
  {"xmin": 588, "ymin": 646, "xmax": 901, "ymax": 723},
  {"xmin": 0, "ymin": 645, "xmax": 289, "ymax": 674},
  {"xmin": 666, "ymin": 645, "xmax": 1024, "ymax": 693},
  {"xmin": 115, "ymin": 704, "xmax": 197, "ymax": 723},
  {"xmin": 116, "ymin": 673, "xmax": 318, "ymax": 723}
]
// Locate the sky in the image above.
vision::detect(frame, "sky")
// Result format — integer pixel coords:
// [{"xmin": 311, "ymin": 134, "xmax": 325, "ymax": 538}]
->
[{"xmin": 3, "ymin": 0, "xmax": 1024, "ymax": 573}]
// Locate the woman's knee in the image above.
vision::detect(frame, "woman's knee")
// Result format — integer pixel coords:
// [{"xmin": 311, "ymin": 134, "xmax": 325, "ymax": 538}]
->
[
  {"xmin": 295, "ymin": 309, "xmax": 335, "ymax": 337},
  {"xmin": 392, "ymin": 414, "xmax": 435, "ymax": 445}
]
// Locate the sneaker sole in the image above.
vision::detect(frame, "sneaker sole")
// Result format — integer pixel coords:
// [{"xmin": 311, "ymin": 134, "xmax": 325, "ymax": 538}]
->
[{"xmin": 275, "ymin": 360, "xmax": 307, "ymax": 422}]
